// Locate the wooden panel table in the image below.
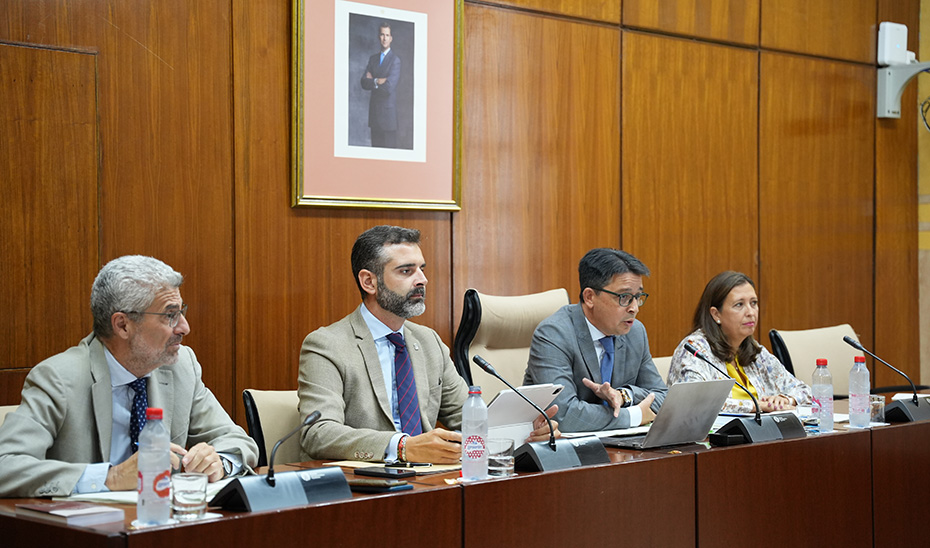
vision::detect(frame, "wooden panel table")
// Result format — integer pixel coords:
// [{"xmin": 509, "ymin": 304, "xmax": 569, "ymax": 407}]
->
[
  {"xmin": 0, "ymin": 465, "xmax": 463, "ymax": 548},
  {"xmin": 695, "ymin": 428, "xmax": 873, "ymax": 547},
  {"xmin": 871, "ymin": 419, "xmax": 930, "ymax": 547},
  {"xmin": 462, "ymin": 448, "xmax": 696, "ymax": 547}
]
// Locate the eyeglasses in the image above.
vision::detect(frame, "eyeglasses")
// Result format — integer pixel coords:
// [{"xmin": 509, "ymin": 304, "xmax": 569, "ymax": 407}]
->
[
  {"xmin": 125, "ymin": 304, "xmax": 188, "ymax": 328},
  {"xmin": 597, "ymin": 288, "xmax": 648, "ymax": 307}
]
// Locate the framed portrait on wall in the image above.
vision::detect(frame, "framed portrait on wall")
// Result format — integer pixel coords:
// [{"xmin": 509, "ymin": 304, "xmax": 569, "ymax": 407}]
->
[{"xmin": 292, "ymin": 0, "xmax": 462, "ymax": 210}]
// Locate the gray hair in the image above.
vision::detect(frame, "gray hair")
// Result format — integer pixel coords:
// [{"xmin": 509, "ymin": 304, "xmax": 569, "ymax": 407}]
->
[{"xmin": 91, "ymin": 255, "xmax": 184, "ymax": 338}]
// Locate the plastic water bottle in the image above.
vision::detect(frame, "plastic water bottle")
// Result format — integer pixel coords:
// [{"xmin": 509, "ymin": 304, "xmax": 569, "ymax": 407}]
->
[
  {"xmin": 137, "ymin": 407, "xmax": 171, "ymax": 525},
  {"xmin": 811, "ymin": 358, "xmax": 833, "ymax": 433},
  {"xmin": 849, "ymin": 356, "xmax": 871, "ymax": 428},
  {"xmin": 461, "ymin": 386, "xmax": 488, "ymax": 481}
]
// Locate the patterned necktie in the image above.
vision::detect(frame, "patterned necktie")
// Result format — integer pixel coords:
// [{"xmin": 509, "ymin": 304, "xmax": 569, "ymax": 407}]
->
[
  {"xmin": 599, "ymin": 336, "xmax": 615, "ymax": 407},
  {"xmin": 386, "ymin": 332, "xmax": 423, "ymax": 436},
  {"xmin": 128, "ymin": 377, "xmax": 148, "ymax": 454}
]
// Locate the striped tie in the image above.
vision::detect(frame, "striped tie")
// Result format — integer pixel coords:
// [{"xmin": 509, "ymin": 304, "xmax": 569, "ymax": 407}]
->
[
  {"xmin": 386, "ymin": 332, "xmax": 423, "ymax": 436},
  {"xmin": 128, "ymin": 377, "xmax": 148, "ymax": 454}
]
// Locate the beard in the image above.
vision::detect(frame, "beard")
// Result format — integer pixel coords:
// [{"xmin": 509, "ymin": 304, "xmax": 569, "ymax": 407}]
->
[
  {"xmin": 127, "ymin": 332, "xmax": 182, "ymax": 375},
  {"xmin": 376, "ymin": 279, "xmax": 426, "ymax": 319}
]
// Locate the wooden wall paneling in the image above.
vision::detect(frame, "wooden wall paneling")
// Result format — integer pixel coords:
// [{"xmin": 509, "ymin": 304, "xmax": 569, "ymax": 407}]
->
[
  {"xmin": 874, "ymin": 0, "xmax": 920, "ymax": 385},
  {"xmin": 621, "ymin": 32, "xmax": 759, "ymax": 357},
  {"xmin": 454, "ymin": 4, "xmax": 621, "ymax": 327},
  {"xmin": 758, "ymin": 52, "xmax": 875, "ymax": 350},
  {"xmin": 233, "ymin": 1, "xmax": 453, "ymax": 422},
  {"xmin": 760, "ymin": 0, "xmax": 876, "ymax": 63},
  {"xmin": 0, "ymin": 371, "xmax": 30, "ymax": 408},
  {"xmin": 470, "ymin": 0, "xmax": 621, "ymax": 24},
  {"xmin": 0, "ymin": 2, "xmax": 239, "ymax": 413},
  {"xmin": 622, "ymin": 0, "xmax": 760, "ymax": 46},
  {"xmin": 94, "ymin": 2, "xmax": 238, "ymax": 413},
  {"xmin": 0, "ymin": 44, "xmax": 98, "ymax": 405}
]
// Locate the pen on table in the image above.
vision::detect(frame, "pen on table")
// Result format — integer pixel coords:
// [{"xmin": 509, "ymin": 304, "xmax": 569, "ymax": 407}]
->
[{"xmin": 386, "ymin": 462, "xmax": 432, "ymax": 468}]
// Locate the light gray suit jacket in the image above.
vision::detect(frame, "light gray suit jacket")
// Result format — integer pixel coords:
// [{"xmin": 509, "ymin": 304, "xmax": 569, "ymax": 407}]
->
[
  {"xmin": 524, "ymin": 304, "xmax": 667, "ymax": 432},
  {"xmin": 298, "ymin": 306, "xmax": 468, "ymax": 461},
  {"xmin": 0, "ymin": 334, "xmax": 258, "ymax": 497}
]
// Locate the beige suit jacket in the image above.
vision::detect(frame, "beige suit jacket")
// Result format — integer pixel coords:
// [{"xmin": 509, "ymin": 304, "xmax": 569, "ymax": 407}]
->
[
  {"xmin": 0, "ymin": 334, "xmax": 258, "ymax": 497},
  {"xmin": 298, "ymin": 306, "xmax": 468, "ymax": 461}
]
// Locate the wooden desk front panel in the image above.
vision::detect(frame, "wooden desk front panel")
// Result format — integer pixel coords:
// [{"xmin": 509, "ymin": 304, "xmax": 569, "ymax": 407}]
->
[
  {"xmin": 122, "ymin": 485, "xmax": 462, "ymax": 548},
  {"xmin": 1, "ymin": 511, "xmax": 124, "ymax": 548},
  {"xmin": 462, "ymin": 452, "xmax": 695, "ymax": 547},
  {"xmin": 871, "ymin": 420, "xmax": 930, "ymax": 547},
  {"xmin": 696, "ymin": 430, "xmax": 872, "ymax": 547}
]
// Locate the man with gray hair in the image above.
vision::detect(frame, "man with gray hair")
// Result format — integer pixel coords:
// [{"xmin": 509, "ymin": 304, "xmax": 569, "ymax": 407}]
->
[{"xmin": 0, "ymin": 255, "xmax": 258, "ymax": 497}]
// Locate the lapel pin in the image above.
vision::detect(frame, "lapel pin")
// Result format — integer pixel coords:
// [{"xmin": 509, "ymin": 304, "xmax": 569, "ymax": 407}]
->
[{"xmin": 413, "ymin": 343, "xmax": 420, "ymax": 351}]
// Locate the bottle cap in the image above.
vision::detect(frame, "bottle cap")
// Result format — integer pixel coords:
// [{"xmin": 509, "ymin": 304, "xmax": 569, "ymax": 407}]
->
[
  {"xmin": 854, "ymin": 356, "xmax": 866, "ymax": 363},
  {"xmin": 816, "ymin": 358, "xmax": 827, "ymax": 366},
  {"xmin": 468, "ymin": 386, "xmax": 482, "ymax": 395},
  {"xmin": 146, "ymin": 407, "xmax": 163, "ymax": 420}
]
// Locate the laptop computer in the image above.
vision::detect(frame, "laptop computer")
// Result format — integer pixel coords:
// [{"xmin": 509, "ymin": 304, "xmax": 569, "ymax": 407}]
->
[{"xmin": 601, "ymin": 378, "xmax": 734, "ymax": 450}]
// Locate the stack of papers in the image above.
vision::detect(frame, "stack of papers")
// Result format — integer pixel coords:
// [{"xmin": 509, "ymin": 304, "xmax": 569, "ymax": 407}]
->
[{"xmin": 16, "ymin": 501, "xmax": 124, "ymax": 526}]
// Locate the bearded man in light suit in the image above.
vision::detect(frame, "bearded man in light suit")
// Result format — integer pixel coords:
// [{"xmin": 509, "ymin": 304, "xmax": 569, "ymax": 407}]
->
[
  {"xmin": 524, "ymin": 248, "xmax": 667, "ymax": 432},
  {"xmin": 0, "ymin": 255, "xmax": 258, "ymax": 497},
  {"xmin": 298, "ymin": 225, "xmax": 558, "ymax": 463}
]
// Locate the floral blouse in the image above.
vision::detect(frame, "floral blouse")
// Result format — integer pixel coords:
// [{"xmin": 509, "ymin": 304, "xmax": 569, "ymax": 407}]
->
[{"xmin": 667, "ymin": 330, "xmax": 812, "ymax": 414}]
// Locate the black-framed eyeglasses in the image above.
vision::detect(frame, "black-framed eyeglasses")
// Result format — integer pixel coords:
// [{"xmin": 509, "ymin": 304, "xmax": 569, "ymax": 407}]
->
[
  {"xmin": 597, "ymin": 288, "xmax": 648, "ymax": 307},
  {"xmin": 124, "ymin": 304, "xmax": 188, "ymax": 328}
]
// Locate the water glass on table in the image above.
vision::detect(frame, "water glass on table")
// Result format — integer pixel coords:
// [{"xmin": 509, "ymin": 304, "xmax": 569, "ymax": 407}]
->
[
  {"xmin": 171, "ymin": 472, "xmax": 208, "ymax": 520},
  {"xmin": 869, "ymin": 395, "xmax": 885, "ymax": 424},
  {"xmin": 487, "ymin": 438, "xmax": 515, "ymax": 477}
]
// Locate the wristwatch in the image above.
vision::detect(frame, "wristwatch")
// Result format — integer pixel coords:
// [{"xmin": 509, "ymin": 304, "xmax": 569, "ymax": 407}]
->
[
  {"xmin": 618, "ymin": 388, "xmax": 633, "ymax": 408},
  {"xmin": 221, "ymin": 456, "xmax": 233, "ymax": 478}
]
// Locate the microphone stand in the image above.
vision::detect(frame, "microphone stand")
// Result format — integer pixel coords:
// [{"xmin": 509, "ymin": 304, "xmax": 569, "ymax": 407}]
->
[
  {"xmin": 684, "ymin": 343, "xmax": 805, "ymax": 446},
  {"xmin": 472, "ymin": 355, "xmax": 609, "ymax": 472},
  {"xmin": 267, "ymin": 410, "xmax": 321, "ymax": 486},
  {"xmin": 843, "ymin": 336, "xmax": 930, "ymax": 422}
]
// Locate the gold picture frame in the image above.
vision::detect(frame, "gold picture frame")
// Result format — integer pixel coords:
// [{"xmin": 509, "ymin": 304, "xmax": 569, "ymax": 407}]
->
[{"xmin": 291, "ymin": 0, "xmax": 462, "ymax": 210}]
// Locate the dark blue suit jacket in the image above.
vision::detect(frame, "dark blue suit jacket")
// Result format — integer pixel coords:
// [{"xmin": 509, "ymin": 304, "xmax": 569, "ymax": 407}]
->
[{"xmin": 360, "ymin": 50, "xmax": 401, "ymax": 131}]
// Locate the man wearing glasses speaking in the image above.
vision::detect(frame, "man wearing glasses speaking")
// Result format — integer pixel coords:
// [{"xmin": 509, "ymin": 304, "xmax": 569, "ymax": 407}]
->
[
  {"xmin": 0, "ymin": 255, "xmax": 257, "ymax": 497},
  {"xmin": 524, "ymin": 248, "xmax": 667, "ymax": 432}
]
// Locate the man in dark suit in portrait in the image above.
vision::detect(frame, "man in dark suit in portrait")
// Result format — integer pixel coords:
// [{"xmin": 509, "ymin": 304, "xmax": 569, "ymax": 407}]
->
[{"xmin": 360, "ymin": 22, "xmax": 401, "ymax": 148}]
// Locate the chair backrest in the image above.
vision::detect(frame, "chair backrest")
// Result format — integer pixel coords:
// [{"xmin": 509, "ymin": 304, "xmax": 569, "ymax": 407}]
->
[
  {"xmin": 242, "ymin": 389, "xmax": 300, "ymax": 468},
  {"xmin": 768, "ymin": 324, "xmax": 864, "ymax": 397},
  {"xmin": 452, "ymin": 288, "xmax": 570, "ymax": 403},
  {"xmin": 653, "ymin": 356, "xmax": 673, "ymax": 385},
  {"xmin": 0, "ymin": 405, "xmax": 18, "ymax": 427}
]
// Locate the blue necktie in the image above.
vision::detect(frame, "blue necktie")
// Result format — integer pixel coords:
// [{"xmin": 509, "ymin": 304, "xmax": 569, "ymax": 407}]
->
[
  {"xmin": 599, "ymin": 336, "xmax": 615, "ymax": 407},
  {"xmin": 386, "ymin": 332, "xmax": 423, "ymax": 436},
  {"xmin": 128, "ymin": 377, "xmax": 148, "ymax": 454},
  {"xmin": 380, "ymin": 52, "xmax": 386, "ymax": 65}
]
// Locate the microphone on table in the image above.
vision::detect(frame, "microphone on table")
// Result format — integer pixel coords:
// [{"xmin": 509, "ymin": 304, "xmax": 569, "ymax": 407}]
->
[
  {"xmin": 473, "ymin": 355, "xmax": 556, "ymax": 450},
  {"xmin": 267, "ymin": 410, "xmax": 320, "ymax": 486},
  {"xmin": 472, "ymin": 355, "xmax": 609, "ymax": 472},
  {"xmin": 209, "ymin": 409, "xmax": 351, "ymax": 512},
  {"xmin": 683, "ymin": 342, "xmax": 805, "ymax": 445},
  {"xmin": 842, "ymin": 336, "xmax": 930, "ymax": 422}
]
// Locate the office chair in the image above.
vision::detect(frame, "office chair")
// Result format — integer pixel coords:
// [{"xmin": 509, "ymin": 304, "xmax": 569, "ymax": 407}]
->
[
  {"xmin": 768, "ymin": 324, "xmax": 926, "ymax": 398},
  {"xmin": 652, "ymin": 356, "xmax": 673, "ymax": 385},
  {"xmin": 242, "ymin": 389, "xmax": 301, "ymax": 468},
  {"xmin": 0, "ymin": 405, "xmax": 18, "ymax": 427},
  {"xmin": 452, "ymin": 288, "xmax": 569, "ymax": 402}
]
